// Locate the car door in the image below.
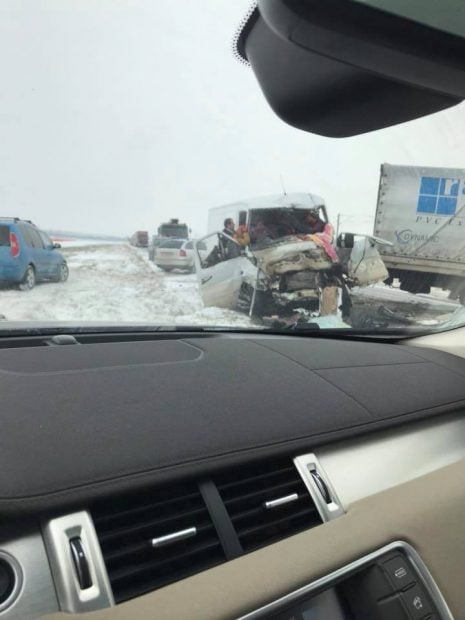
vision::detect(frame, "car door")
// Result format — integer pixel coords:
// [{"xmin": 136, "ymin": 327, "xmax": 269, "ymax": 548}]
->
[
  {"xmin": 17, "ymin": 225, "xmax": 43, "ymax": 278},
  {"xmin": 25, "ymin": 226, "xmax": 49, "ymax": 279},
  {"xmin": 194, "ymin": 232, "xmax": 256, "ymax": 309},
  {"xmin": 39, "ymin": 231, "xmax": 61, "ymax": 278},
  {"xmin": 347, "ymin": 237, "xmax": 389, "ymax": 286}
]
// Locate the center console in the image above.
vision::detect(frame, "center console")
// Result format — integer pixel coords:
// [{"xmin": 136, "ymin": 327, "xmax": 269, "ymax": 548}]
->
[{"xmin": 240, "ymin": 542, "xmax": 452, "ymax": 620}]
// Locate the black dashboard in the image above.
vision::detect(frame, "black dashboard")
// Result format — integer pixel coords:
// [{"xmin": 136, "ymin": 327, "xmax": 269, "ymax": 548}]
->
[
  {"xmin": 1, "ymin": 334, "xmax": 465, "ymax": 513},
  {"xmin": 0, "ymin": 332, "xmax": 463, "ymax": 619}
]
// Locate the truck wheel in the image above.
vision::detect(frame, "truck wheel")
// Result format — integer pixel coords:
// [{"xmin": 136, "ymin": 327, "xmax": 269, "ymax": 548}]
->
[
  {"xmin": 399, "ymin": 278, "xmax": 430, "ymax": 295},
  {"xmin": 18, "ymin": 265, "xmax": 36, "ymax": 291}
]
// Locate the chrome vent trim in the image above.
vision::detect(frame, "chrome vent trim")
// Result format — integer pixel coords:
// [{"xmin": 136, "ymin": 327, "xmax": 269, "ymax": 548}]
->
[
  {"xmin": 42, "ymin": 511, "xmax": 114, "ymax": 614},
  {"xmin": 91, "ymin": 482, "xmax": 224, "ymax": 603},
  {"xmin": 0, "ymin": 550, "xmax": 22, "ymax": 613},
  {"xmin": 215, "ymin": 457, "xmax": 322, "ymax": 553},
  {"xmin": 0, "ymin": 530, "xmax": 59, "ymax": 620},
  {"xmin": 294, "ymin": 453, "xmax": 345, "ymax": 522}
]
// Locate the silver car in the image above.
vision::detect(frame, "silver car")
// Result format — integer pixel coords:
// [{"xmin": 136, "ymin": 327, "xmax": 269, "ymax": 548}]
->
[{"xmin": 154, "ymin": 239, "xmax": 207, "ymax": 272}]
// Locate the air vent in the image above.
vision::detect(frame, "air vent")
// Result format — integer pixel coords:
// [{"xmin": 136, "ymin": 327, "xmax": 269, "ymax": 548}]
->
[
  {"xmin": 91, "ymin": 482, "xmax": 224, "ymax": 603},
  {"xmin": 214, "ymin": 458, "xmax": 322, "ymax": 553}
]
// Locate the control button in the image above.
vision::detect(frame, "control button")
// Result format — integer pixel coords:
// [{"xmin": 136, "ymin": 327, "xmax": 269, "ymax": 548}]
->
[
  {"xmin": 377, "ymin": 594, "xmax": 410, "ymax": 619},
  {"xmin": 383, "ymin": 556, "xmax": 416, "ymax": 591},
  {"xmin": 0, "ymin": 560, "xmax": 14, "ymax": 604},
  {"xmin": 401, "ymin": 584, "xmax": 433, "ymax": 619},
  {"xmin": 358, "ymin": 564, "xmax": 394, "ymax": 600},
  {"xmin": 69, "ymin": 537, "xmax": 92, "ymax": 590}
]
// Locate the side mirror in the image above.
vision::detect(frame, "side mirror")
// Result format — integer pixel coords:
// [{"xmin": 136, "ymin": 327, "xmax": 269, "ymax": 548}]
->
[
  {"xmin": 337, "ymin": 233, "xmax": 354, "ymax": 249},
  {"xmin": 369, "ymin": 235, "xmax": 394, "ymax": 248},
  {"xmin": 53, "ymin": 243, "xmax": 62, "ymax": 249}
]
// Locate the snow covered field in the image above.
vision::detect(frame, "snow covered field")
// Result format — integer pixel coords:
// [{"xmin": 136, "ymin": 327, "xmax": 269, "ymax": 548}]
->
[
  {"xmin": 0, "ymin": 242, "xmax": 253, "ymax": 325},
  {"xmin": 0, "ymin": 241, "xmax": 461, "ymax": 328}
]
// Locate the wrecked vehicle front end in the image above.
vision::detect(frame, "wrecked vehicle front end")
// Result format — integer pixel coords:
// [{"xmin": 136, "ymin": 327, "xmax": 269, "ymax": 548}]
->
[
  {"xmin": 194, "ymin": 202, "xmax": 390, "ymax": 324},
  {"xmin": 243, "ymin": 236, "xmax": 340, "ymax": 318}
]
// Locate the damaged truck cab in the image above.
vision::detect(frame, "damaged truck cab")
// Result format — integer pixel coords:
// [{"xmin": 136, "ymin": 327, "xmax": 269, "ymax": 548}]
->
[{"xmin": 194, "ymin": 193, "xmax": 388, "ymax": 322}]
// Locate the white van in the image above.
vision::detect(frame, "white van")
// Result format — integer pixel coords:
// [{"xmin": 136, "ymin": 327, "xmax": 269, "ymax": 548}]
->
[{"xmin": 194, "ymin": 193, "xmax": 389, "ymax": 322}]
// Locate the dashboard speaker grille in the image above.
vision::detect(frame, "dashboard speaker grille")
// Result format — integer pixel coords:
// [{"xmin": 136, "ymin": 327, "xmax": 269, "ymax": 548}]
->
[
  {"xmin": 214, "ymin": 458, "xmax": 322, "ymax": 553},
  {"xmin": 91, "ymin": 482, "xmax": 224, "ymax": 603}
]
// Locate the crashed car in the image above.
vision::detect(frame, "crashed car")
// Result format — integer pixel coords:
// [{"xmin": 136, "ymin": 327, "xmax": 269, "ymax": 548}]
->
[{"xmin": 194, "ymin": 193, "xmax": 389, "ymax": 323}]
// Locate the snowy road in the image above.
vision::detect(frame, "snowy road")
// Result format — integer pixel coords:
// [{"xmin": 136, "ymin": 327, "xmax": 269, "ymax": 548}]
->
[
  {"xmin": 0, "ymin": 242, "xmax": 253, "ymax": 326},
  {"xmin": 0, "ymin": 241, "xmax": 462, "ymax": 328}
]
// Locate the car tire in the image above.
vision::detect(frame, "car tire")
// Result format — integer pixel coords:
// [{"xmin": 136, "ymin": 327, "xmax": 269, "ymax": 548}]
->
[
  {"xmin": 59, "ymin": 262, "xmax": 69, "ymax": 282},
  {"xmin": 159, "ymin": 266, "xmax": 172, "ymax": 272},
  {"xmin": 18, "ymin": 265, "xmax": 36, "ymax": 291}
]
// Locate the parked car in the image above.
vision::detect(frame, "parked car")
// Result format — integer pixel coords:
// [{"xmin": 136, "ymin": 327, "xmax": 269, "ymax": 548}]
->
[
  {"xmin": 0, "ymin": 217, "xmax": 69, "ymax": 290},
  {"xmin": 148, "ymin": 235, "xmax": 171, "ymax": 261},
  {"xmin": 154, "ymin": 238, "xmax": 206, "ymax": 272}
]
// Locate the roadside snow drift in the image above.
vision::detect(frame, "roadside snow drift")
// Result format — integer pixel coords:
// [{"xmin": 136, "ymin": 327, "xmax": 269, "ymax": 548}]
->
[{"xmin": 0, "ymin": 242, "xmax": 252, "ymax": 326}]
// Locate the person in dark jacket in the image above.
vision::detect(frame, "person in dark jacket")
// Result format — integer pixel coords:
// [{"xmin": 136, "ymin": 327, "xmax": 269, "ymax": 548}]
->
[{"xmin": 220, "ymin": 218, "xmax": 240, "ymax": 259}]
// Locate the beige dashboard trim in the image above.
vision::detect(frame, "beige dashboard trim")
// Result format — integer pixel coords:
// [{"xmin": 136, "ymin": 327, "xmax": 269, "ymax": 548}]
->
[
  {"xmin": 43, "ymin": 458, "xmax": 465, "ymax": 620},
  {"xmin": 404, "ymin": 324, "xmax": 465, "ymax": 358}
]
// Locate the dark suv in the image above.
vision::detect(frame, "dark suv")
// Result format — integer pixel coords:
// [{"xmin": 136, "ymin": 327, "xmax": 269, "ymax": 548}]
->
[{"xmin": 0, "ymin": 218, "xmax": 69, "ymax": 290}]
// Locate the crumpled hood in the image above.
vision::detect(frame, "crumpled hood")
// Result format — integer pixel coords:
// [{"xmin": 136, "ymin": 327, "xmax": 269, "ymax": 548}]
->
[{"xmin": 253, "ymin": 236, "xmax": 333, "ymax": 274}]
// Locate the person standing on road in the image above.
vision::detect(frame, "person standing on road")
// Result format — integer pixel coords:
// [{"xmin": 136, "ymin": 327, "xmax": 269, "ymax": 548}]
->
[
  {"xmin": 223, "ymin": 218, "xmax": 235, "ymax": 237},
  {"xmin": 220, "ymin": 218, "xmax": 240, "ymax": 259}
]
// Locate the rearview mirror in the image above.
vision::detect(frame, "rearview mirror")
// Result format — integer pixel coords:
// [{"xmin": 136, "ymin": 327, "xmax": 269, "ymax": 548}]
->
[
  {"xmin": 53, "ymin": 243, "xmax": 61, "ymax": 249},
  {"xmin": 235, "ymin": 0, "xmax": 465, "ymax": 137}
]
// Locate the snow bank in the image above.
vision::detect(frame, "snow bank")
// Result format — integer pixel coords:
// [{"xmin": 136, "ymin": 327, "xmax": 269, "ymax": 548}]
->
[{"xmin": 0, "ymin": 242, "xmax": 252, "ymax": 326}]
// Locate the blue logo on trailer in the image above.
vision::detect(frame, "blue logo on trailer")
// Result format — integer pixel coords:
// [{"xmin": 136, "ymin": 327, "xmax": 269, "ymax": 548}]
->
[{"xmin": 417, "ymin": 176, "xmax": 460, "ymax": 215}]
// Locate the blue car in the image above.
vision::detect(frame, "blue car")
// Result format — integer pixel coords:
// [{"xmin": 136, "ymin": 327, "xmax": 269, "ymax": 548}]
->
[{"xmin": 0, "ymin": 218, "xmax": 69, "ymax": 290}]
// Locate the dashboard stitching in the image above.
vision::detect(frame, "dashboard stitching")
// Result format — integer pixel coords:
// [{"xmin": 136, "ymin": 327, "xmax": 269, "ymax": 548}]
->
[
  {"xmin": 249, "ymin": 339, "xmax": 375, "ymax": 419},
  {"xmin": 401, "ymin": 346, "xmax": 465, "ymax": 379}
]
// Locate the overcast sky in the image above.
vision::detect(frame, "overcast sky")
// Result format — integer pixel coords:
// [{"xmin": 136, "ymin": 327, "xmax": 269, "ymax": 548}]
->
[{"xmin": 0, "ymin": 0, "xmax": 464, "ymax": 237}]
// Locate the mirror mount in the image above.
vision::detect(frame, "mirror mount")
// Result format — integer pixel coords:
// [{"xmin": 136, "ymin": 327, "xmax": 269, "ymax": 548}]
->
[{"xmin": 235, "ymin": 0, "xmax": 465, "ymax": 137}]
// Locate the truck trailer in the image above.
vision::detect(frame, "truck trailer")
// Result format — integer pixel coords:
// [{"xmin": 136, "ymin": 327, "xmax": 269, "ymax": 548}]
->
[{"xmin": 375, "ymin": 163, "xmax": 465, "ymax": 301}]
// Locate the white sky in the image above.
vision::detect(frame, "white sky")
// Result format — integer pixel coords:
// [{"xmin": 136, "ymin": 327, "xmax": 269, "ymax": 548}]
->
[{"xmin": 0, "ymin": 0, "xmax": 464, "ymax": 237}]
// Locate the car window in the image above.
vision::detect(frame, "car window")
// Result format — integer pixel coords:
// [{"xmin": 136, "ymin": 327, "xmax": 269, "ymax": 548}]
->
[
  {"xmin": 27, "ymin": 228, "xmax": 45, "ymax": 249},
  {"xmin": 0, "ymin": 225, "xmax": 10, "ymax": 246},
  {"xmin": 158, "ymin": 240, "xmax": 184, "ymax": 249},
  {"xmin": 39, "ymin": 231, "xmax": 52, "ymax": 248},
  {"xmin": 0, "ymin": 3, "xmax": 464, "ymax": 335},
  {"xmin": 18, "ymin": 224, "xmax": 33, "ymax": 248}
]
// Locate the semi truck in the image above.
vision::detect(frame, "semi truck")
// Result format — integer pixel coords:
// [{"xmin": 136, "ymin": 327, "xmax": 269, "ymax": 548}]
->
[
  {"xmin": 374, "ymin": 164, "xmax": 465, "ymax": 302},
  {"xmin": 129, "ymin": 230, "xmax": 149, "ymax": 248},
  {"xmin": 157, "ymin": 219, "xmax": 189, "ymax": 239}
]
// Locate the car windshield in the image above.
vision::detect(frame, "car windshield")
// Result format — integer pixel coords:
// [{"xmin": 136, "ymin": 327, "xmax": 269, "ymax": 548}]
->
[
  {"xmin": 158, "ymin": 240, "xmax": 185, "ymax": 249},
  {"xmin": 0, "ymin": 1, "xmax": 465, "ymax": 334}
]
